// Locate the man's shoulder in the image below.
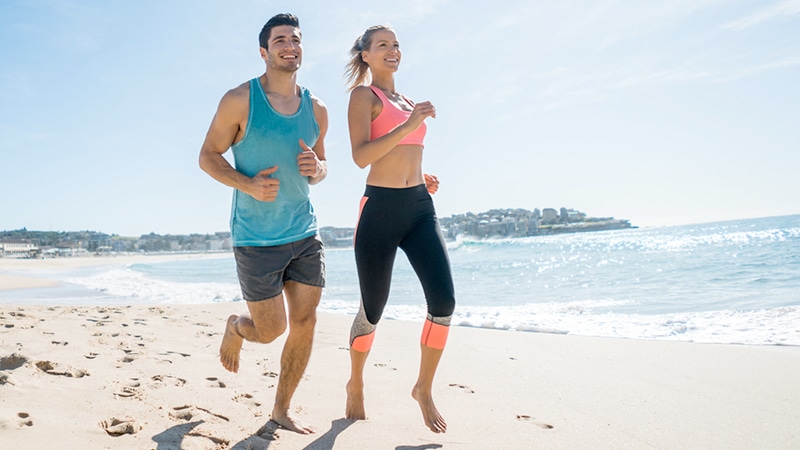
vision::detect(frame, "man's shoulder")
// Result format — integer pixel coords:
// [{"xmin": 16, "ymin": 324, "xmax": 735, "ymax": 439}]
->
[
  {"xmin": 217, "ymin": 80, "xmax": 252, "ymax": 112},
  {"xmin": 226, "ymin": 80, "xmax": 253, "ymax": 100},
  {"xmin": 302, "ymin": 86, "xmax": 328, "ymax": 112}
]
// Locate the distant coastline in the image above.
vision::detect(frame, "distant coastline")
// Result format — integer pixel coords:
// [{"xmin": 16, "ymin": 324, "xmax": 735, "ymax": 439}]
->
[
  {"xmin": 320, "ymin": 207, "xmax": 635, "ymax": 247},
  {"xmin": 1, "ymin": 207, "xmax": 633, "ymax": 256}
]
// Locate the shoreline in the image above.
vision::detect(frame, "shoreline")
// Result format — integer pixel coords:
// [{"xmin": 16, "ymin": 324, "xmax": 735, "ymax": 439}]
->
[
  {"xmin": 0, "ymin": 252, "xmax": 232, "ymax": 292},
  {"xmin": 2, "ymin": 252, "xmax": 799, "ymax": 347}
]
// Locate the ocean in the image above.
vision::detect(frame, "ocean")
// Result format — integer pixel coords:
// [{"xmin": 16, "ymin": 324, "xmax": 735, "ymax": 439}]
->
[{"xmin": 2, "ymin": 215, "xmax": 798, "ymax": 346}]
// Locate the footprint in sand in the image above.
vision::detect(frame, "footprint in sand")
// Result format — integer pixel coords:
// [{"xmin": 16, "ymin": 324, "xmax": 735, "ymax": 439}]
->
[
  {"xmin": 100, "ymin": 417, "xmax": 140, "ymax": 436},
  {"xmin": 113, "ymin": 387, "xmax": 137, "ymax": 398},
  {"xmin": 170, "ymin": 405, "xmax": 230, "ymax": 423},
  {"xmin": 374, "ymin": 363, "xmax": 397, "ymax": 371},
  {"xmin": 0, "ymin": 353, "xmax": 28, "ymax": 370},
  {"xmin": 206, "ymin": 377, "xmax": 227, "ymax": 388},
  {"xmin": 151, "ymin": 374, "xmax": 186, "ymax": 387},
  {"xmin": 234, "ymin": 393, "xmax": 262, "ymax": 407},
  {"xmin": 113, "ymin": 386, "xmax": 141, "ymax": 398},
  {"xmin": 516, "ymin": 414, "xmax": 554, "ymax": 429},
  {"xmin": 186, "ymin": 431, "xmax": 230, "ymax": 447},
  {"xmin": 448, "ymin": 383, "xmax": 475, "ymax": 393},
  {"xmin": 195, "ymin": 406, "xmax": 230, "ymax": 422},
  {"xmin": 17, "ymin": 412, "xmax": 33, "ymax": 427},
  {"xmin": 114, "ymin": 378, "xmax": 142, "ymax": 398},
  {"xmin": 170, "ymin": 405, "xmax": 194, "ymax": 421},
  {"xmin": 87, "ymin": 314, "xmax": 112, "ymax": 324},
  {"xmin": 34, "ymin": 360, "xmax": 89, "ymax": 378},
  {"xmin": 260, "ymin": 372, "xmax": 278, "ymax": 389}
]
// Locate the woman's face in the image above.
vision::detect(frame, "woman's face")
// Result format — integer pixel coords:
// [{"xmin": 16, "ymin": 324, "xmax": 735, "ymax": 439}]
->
[{"xmin": 363, "ymin": 29, "xmax": 401, "ymax": 72}]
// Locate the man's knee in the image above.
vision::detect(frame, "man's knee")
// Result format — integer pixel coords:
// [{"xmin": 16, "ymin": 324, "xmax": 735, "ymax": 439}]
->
[
  {"xmin": 246, "ymin": 295, "xmax": 289, "ymax": 343},
  {"xmin": 284, "ymin": 282, "xmax": 322, "ymax": 329},
  {"xmin": 289, "ymin": 310, "xmax": 317, "ymax": 332},
  {"xmin": 252, "ymin": 316, "xmax": 287, "ymax": 343}
]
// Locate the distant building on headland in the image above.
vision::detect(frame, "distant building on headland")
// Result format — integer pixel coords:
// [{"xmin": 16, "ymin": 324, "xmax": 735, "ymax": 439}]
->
[
  {"xmin": 0, "ymin": 239, "xmax": 40, "ymax": 258},
  {"xmin": 135, "ymin": 231, "xmax": 232, "ymax": 253},
  {"xmin": 318, "ymin": 226, "xmax": 354, "ymax": 248},
  {"xmin": 437, "ymin": 207, "xmax": 634, "ymax": 240},
  {"xmin": 321, "ymin": 207, "xmax": 634, "ymax": 247},
  {"xmin": 1, "ymin": 208, "xmax": 634, "ymax": 257},
  {"xmin": 0, "ymin": 229, "xmax": 233, "ymax": 258}
]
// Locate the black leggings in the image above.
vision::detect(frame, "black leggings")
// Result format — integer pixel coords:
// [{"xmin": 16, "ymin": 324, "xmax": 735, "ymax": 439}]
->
[{"xmin": 354, "ymin": 184, "xmax": 456, "ymax": 325}]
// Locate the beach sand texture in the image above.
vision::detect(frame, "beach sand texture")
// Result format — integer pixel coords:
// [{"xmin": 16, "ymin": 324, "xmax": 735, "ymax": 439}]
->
[{"xmin": 1, "ymin": 256, "xmax": 799, "ymax": 449}]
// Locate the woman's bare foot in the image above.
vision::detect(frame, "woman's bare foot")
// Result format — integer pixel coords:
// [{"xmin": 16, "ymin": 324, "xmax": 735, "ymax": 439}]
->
[
  {"xmin": 219, "ymin": 315, "xmax": 243, "ymax": 373},
  {"xmin": 412, "ymin": 385, "xmax": 447, "ymax": 433},
  {"xmin": 345, "ymin": 380, "xmax": 366, "ymax": 420},
  {"xmin": 271, "ymin": 409, "xmax": 315, "ymax": 434}
]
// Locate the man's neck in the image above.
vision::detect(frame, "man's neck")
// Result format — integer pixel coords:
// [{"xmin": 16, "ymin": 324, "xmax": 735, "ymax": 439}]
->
[{"xmin": 261, "ymin": 70, "xmax": 299, "ymax": 98}]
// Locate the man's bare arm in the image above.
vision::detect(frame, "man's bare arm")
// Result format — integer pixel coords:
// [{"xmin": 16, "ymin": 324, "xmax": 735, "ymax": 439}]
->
[{"xmin": 199, "ymin": 86, "xmax": 281, "ymax": 201}]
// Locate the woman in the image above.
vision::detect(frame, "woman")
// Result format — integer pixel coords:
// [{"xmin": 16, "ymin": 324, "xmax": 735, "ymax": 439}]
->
[{"xmin": 343, "ymin": 25, "xmax": 456, "ymax": 434}]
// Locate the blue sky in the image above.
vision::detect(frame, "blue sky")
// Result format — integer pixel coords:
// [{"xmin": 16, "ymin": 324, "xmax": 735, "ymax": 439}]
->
[{"xmin": 1, "ymin": 0, "xmax": 798, "ymax": 236}]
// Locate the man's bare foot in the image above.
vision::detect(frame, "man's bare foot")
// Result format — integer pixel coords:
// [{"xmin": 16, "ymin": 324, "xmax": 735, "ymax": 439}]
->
[
  {"xmin": 412, "ymin": 385, "xmax": 447, "ymax": 433},
  {"xmin": 271, "ymin": 409, "xmax": 314, "ymax": 434},
  {"xmin": 219, "ymin": 315, "xmax": 244, "ymax": 373},
  {"xmin": 345, "ymin": 380, "xmax": 366, "ymax": 420}
]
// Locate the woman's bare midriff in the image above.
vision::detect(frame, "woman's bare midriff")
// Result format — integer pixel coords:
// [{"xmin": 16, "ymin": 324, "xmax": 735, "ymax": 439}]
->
[{"xmin": 365, "ymin": 144, "xmax": 424, "ymax": 188}]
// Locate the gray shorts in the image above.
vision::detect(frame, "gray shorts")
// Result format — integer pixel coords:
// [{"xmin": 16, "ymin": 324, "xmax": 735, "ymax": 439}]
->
[{"xmin": 233, "ymin": 235, "xmax": 325, "ymax": 301}]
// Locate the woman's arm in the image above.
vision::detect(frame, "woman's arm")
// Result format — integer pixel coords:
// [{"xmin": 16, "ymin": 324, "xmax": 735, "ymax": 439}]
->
[{"xmin": 348, "ymin": 86, "xmax": 434, "ymax": 168}]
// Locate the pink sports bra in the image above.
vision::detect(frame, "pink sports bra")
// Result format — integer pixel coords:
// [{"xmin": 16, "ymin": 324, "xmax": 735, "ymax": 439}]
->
[{"xmin": 369, "ymin": 85, "xmax": 426, "ymax": 147}]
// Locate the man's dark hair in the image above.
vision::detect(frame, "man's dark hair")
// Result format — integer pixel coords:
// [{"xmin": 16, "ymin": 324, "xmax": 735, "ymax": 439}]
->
[{"xmin": 259, "ymin": 13, "xmax": 300, "ymax": 49}]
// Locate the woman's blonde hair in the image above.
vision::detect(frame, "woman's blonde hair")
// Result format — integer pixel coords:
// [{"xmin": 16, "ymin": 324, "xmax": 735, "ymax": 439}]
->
[{"xmin": 344, "ymin": 25, "xmax": 394, "ymax": 92}]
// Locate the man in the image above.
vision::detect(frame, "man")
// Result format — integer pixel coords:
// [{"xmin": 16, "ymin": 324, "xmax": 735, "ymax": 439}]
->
[{"xmin": 198, "ymin": 13, "xmax": 328, "ymax": 435}]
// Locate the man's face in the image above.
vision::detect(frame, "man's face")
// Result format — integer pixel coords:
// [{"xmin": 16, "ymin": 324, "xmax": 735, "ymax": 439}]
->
[{"xmin": 262, "ymin": 25, "xmax": 302, "ymax": 72}]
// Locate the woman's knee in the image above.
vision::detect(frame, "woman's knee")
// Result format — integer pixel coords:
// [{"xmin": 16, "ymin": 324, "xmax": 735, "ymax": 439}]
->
[
  {"xmin": 350, "ymin": 302, "xmax": 379, "ymax": 352},
  {"xmin": 428, "ymin": 294, "xmax": 456, "ymax": 318}
]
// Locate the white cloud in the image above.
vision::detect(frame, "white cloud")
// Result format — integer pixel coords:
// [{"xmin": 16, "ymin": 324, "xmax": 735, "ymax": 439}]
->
[
  {"xmin": 722, "ymin": 0, "xmax": 800, "ymax": 30},
  {"xmin": 711, "ymin": 55, "xmax": 800, "ymax": 81}
]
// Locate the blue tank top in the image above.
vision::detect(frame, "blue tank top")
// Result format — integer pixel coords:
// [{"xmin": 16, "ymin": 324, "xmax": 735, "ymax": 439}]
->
[{"xmin": 229, "ymin": 78, "xmax": 320, "ymax": 246}]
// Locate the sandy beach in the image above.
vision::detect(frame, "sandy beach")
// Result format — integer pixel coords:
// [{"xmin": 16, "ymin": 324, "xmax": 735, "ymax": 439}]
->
[{"xmin": 1, "ymin": 256, "xmax": 799, "ymax": 449}]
